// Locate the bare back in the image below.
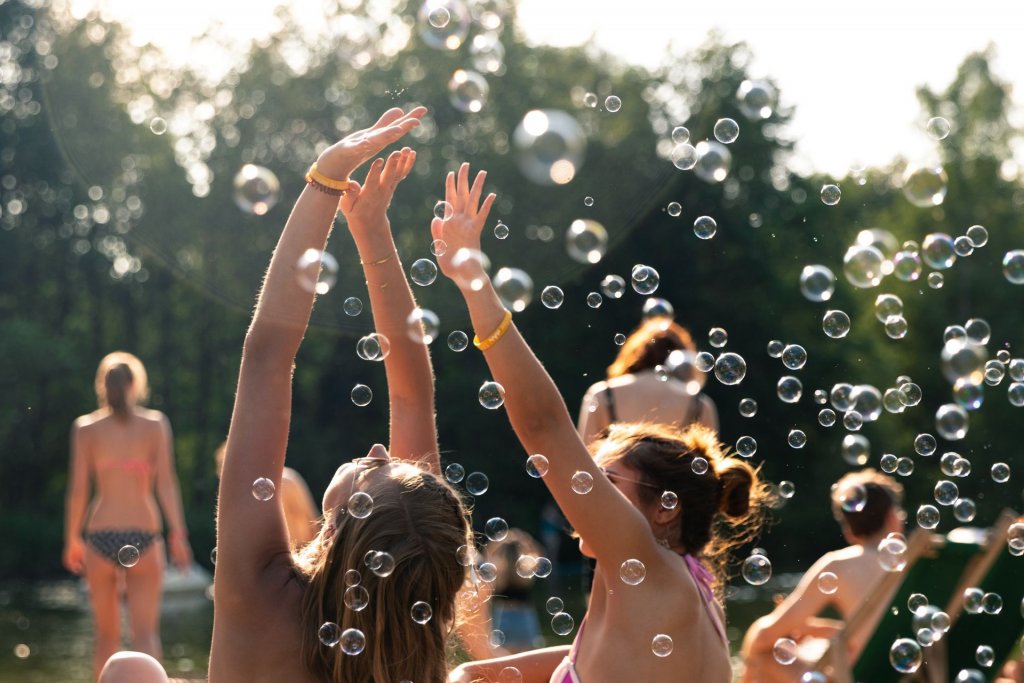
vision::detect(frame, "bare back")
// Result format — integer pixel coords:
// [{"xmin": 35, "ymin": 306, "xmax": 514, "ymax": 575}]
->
[
  {"xmin": 77, "ymin": 408, "xmax": 167, "ymax": 532},
  {"xmin": 816, "ymin": 545, "xmax": 890, "ymax": 656}
]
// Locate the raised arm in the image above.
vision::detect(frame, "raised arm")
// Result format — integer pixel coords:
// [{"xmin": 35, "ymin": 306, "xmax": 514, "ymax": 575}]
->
[
  {"xmin": 216, "ymin": 107, "xmax": 425, "ymax": 595},
  {"xmin": 63, "ymin": 419, "xmax": 90, "ymax": 575},
  {"xmin": 152, "ymin": 413, "xmax": 192, "ymax": 570},
  {"xmin": 432, "ymin": 163, "xmax": 663, "ymax": 566},
  {"xmin": 742, "ymin": 554, "xmax": 833, "ymax": 657},
  {"xmin": 339, "ymin": 148, "xmax": 440, "ymax": 474}
]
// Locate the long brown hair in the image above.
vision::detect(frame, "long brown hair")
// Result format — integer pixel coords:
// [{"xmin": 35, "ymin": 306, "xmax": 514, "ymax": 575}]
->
[
  {"xmin": 94, "ymin": 351, "xmax": 149, "ymax": 416},
  {"xmin": 295, "ymin": 468, "xmax": 472, "ymax": 682},
  {"xmin": 593, "ymin": 422, "xmax": 770, "ymax": 598},
  {"xmin": 607, "ymin": 317, "xmax": 698, "ymax": 382}
]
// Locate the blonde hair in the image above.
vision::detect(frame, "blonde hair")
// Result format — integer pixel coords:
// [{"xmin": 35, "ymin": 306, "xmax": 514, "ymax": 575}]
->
[
  {"xmin": 94, "ymin": 351, "xmax": 149, "ymax": 415},
  {"xmin": 295, "ymin": 468, "xmax": 472, "ymax": 682},
  {"xmin": 592, "ymin": 422, "xmax": 771, "ymax": 598}
]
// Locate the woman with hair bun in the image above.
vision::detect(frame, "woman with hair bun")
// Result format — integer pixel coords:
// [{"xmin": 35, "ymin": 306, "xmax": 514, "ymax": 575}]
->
[
  {"xmin": 438, "ymin": 164, "xmax": 769, "ymax": 683},
  {"xmin": 63, "ymin": 351, "xmax": 193, "ymax": 681},
  {"xmin": 577, "ymin": 315, "xmax": 718, "ymax": 446}
]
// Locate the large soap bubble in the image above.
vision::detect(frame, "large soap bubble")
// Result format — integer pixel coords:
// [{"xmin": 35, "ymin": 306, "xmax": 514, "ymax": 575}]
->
[
  {"xmin": 736, "ymin": 80, "xmax": 776, "ymax": 120},
  {"xmin": 418, "ymin": 0, "xmax": 471, "ymax": 50},
  {"xmin": 513, "ymin": 109, "xmax": 586, "ymax": 186},
  {"xmin": 901, "ymin": 163, "xmax": 948, "ymax": 208},
  {"xmin": 693, "ymin": 141, "xmax": 732, "ymax": 183}
]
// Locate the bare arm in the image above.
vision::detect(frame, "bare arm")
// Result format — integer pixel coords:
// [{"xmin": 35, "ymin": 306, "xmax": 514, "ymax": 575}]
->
[
  {"xmin": 449, "ymin": 646, "xmax": 570, "ymax": 683},
  {"xmin": 742, "ymin": 555, "xmax": 833, "ymax": 656},
  {"xmin": 62, "ymin": 420, "xmax": 90, "ymax": 575},
  {"xmin": 216, "ymin": 107, "xmax": 425, "ymax": 599},
  {"xmin": 339, "ymin": 148, "xmax": 440, "ymax": 473},
  {"xmin": 152, "ymin": 414, "xmax": 192, "ymax": 570},
  {"xmin": 433, "ymin": 163, "xmax": 666, "ymax": 569}
]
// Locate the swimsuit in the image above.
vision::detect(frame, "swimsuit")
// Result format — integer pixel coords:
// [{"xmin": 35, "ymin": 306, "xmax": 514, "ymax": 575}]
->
[
  {"xmin": 603, "ymin": 386, "xmax": 708, "ymax": 426},
  {"xmin": 549, "ymin": 554, "xmax": 726, "ymax": 683},
  {"xmin": 83, "ymin": 529, "xmax": 159, "ymax": 565},
  {"xmin": 86, "ymin": 456, "xmax": 158, "ymax": 565}
]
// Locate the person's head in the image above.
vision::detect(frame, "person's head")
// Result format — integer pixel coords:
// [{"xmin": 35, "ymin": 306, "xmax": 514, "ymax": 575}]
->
[
  {"xmin": 830, "ymin": 468, "xmax": 904, "ymax": 543},
  {"xmin": 94, "ymin": 352, "xmax": 149, "ymax": 416},
  {"xmin": 296, "ymin": 447, "xmax": 472, "ymax": 683},
  {"xmin": 588, "ymin": 422, "xmax": 769, "ymax": 594},
  {"xmin": 606, "ymin": 316, "xmax": 700, "ymax": 386},
  {"xmin": 484, "ymin": 528, "xmax": 543, "ymax": 595}
]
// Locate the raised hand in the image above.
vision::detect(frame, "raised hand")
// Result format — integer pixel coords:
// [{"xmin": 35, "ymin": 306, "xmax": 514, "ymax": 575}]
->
[
  {"xmin": 315, "ymin": 107, "xmax": 426, "ymax": 181},
  {"xmin": 339, "ymin": 147, "xmax": 416, "ymax": 230},
  {"xmin": 431, "ymin": 162, "xmax": 497, "ymax": 289}
]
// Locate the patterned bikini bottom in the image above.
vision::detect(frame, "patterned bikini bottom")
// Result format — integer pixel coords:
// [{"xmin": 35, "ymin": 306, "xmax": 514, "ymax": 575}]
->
[{"xmin": 83, "ymin": 529, "xmax": 160, "ymax": 566}]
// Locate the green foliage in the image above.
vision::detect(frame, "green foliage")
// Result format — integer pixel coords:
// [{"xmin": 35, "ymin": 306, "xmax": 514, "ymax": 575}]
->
[{"xmin": 0, "ymin": 0, "xmax": 1022, "ymax": 584}]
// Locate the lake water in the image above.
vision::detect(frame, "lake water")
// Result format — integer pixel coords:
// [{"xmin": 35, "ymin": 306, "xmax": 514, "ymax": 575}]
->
[{"xmin": 0, "ymin": 572, "xmax": 791, "ymax": 682}]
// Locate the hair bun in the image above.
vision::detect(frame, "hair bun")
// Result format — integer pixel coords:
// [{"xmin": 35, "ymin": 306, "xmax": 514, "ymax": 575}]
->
[{"xmin": 717, "ymin": 460, "xmax": 754, "ymax": 519}]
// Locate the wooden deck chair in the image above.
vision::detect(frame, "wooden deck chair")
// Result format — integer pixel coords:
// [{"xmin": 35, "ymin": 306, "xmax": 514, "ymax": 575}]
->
[
  {"xmin": 942, "ymin": 509, "xmax": 1021, "ymax": 681},
  {"xmin": 813, "ymin": 527, "xmax": 985, "ymax": 683}
]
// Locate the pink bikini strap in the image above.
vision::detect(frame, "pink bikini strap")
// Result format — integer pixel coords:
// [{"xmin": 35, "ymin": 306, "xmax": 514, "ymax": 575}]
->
[{"xmin": 683, "ymin": 554, "xmax": 727, "ymax": 643}]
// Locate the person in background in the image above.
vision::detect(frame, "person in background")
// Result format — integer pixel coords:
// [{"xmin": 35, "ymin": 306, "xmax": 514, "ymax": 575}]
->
[
  {"xmin": 214, "ymin": 440, "xmax": 319, "ymax": 549},
  {"xmin": 577, "ymin": 315, "xmax": 718, "ymax": 445},
  {"xmin": 486, "ymin": 528, "xmax": 546, "ymax": 653},
  {"xmin": 741, "ymin": 469, "xmax": 906, "ymax": 683},
  {"xmin": 63, "ymin": 351, "xmax": 193, "ymax": 681}
]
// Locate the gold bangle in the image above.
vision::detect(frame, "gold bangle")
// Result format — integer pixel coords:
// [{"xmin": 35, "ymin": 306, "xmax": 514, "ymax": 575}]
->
[
  {"xmin": 473, "ymin": 309, "xmax": 513, "ymax": 351},
  {"xmin": 306, "ymin": 162, "xmax": 351, "ymax": 191},
  {"xmin": 360, "ymin": 253, "xmax": 396, "ymax": 266}
]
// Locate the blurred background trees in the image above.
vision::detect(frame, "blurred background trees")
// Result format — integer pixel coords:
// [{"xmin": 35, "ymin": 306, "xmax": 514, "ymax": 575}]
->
[{"xmin": 0, "ymin": 0, "xmax": 1021, "ymax": 582}]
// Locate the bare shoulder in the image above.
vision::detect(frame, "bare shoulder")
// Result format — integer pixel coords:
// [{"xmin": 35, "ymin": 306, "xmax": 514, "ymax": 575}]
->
[
  {"xmin": 136, "ymin": 407, "xmax": 170, "ymax": 425},
  {"xmin": 73, "ymin": 410, "xmax": 107, "ymax": 431},
  {"xmin": 282, "ymin": 466, "xmax": 308, "ymax": 486}
]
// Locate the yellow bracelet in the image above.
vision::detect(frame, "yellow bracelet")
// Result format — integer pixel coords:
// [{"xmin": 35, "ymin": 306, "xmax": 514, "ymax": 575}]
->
[
  {"xmin": 473, "ymin": 309, "xmax": 513, "ymax": 351},
  {"xmin": 306, "ymin": 163, "xmax": 351, "ymax": 191}
]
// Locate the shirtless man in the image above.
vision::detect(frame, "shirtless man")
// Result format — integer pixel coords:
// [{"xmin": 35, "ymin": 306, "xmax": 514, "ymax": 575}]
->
[{"xmin": 741, "ymin": 469, "xmax": 905, "ymax": 683}]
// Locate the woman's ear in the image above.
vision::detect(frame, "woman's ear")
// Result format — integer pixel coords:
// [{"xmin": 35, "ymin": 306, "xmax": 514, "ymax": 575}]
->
[{"xmin": 653, "ymin": 502, "xmax": 681, "ymax": 526}]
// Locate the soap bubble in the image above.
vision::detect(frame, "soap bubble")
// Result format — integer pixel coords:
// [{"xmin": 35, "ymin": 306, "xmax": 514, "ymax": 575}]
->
[
  {"xmin": 551, "ymin": 612, "xmax": 574, "ymax": 636},
  {"xmin": 788, "ymin": 430, "xmax": 807, "ymax": 449},
  {"xmin": 708, "ymin": 328, "xmax": 728, "ymax": 348},
  {"xmin": 984, "ymin": 360, "xmax": 1005, "ymax": 385},
  {"xmin": 604, "ymin": 95, "xmax": 621, "ymax": 112},
  {"xmin": 485, "ymin": 517, "xmax": 509, "ymax": 542},
  {"xmin": 661, "ymin": 491, "xmax": 679, "ymax": 509},
  {"xmin": 893, "ymin": 250, "xmax": 923, "ymax": 281},
  {"xmin": 448, "ymin": 69, "xmax": 489, "ymax": 113},
  {"xmin": 739, "ymin": 398, "xmax": 758, "ymax": 417},
  {"xmin": 631, "ymin": 265, "xmax": 660, "ymax": 295},
  {"xmin": 449, "ymin": 248, "xmax": 491, "ymax": 291},
  {"xmin": 469, "ymin": 32, "xmax": 505, "ymax": 73},
  {"xmin": 820, "ymin": 184, "xmax": 841, "ymax": 205},
  {"xmin": 843, "ymin": 411, "xmax": 864, "ymax": 431},
  {"xmin": 344, "ymin": 585, "xmax": 369, "ymax": 611},
  {"xmin": 976, "ymin": 645, "xmax": 995, "ymax": 668},
  {"xmin": 736, "ymin": 436, "xmax": 757, "ymax": 458},
  {"xmin": 917, "ymin": 505, "xmax": 940, "ymax": 529},
  {"xmin": 982, "ymin": 593, "xmax": 1003, "ymax": 615},
  {"xmin": 779, "ymin": 481, "xmax": 795, "ymax": 498},
  {"xmin": 340, "ymin": 627, "xmax": 366, "ymax": 656},
  {"xmin": 841, "ymin": 434, "xmax": 870, "ymax": 466},
  {"xmin": 513, "ymin": 109, "xmax": 586, "ymax": 185},
  {"xmin": 902, "ymin": 163, "xmax": 947, "ymax": 208},
  {"xmin": 693, "ymin": 215, "xmax": 717, "ymax": 240},
  {"xmin": 571, "ymin": 471, "xmax": 594, "ymax": 494},
  {"xmin": 991, "ymin": 462, "xmax": 1010, "ymax": 483},
  {"xmin": 600, "ymin": 275, "xmax": 626, "ymax": 300},
  {"xmin": 671, "ymin": 126, "xmax": 690, "ymax": 144},
  {"xmin": 1010, "ymin": 383, "xmax": 1024, "ymax": 407},
  {"xmin": 914, "ymin": 433, "xmax": 937, "ymax": 456},
  {"xmin": 406, "ymin": 308, "xmax": 440, "ymax": 345},
  {"xmin": 418, "ymin": 0, "xmax": 470, "ymax": 50},
  {"xmin": 498, "ymin": 667, "xmax": 523, "ymax": 683},
  {"xmin": 434, "ymin": 200, "xmax": 455, "ymax": 220},
  {"xmin": 409, "ymin": 259, "xmax": 438, "ymax": 287},
  {"xmin": 297, "ymin": 249, "xmax": 339, "ymax": 295},
  {"xmin": 926, "ymin": 117, "xmax": 951, "ymax": 140},
  {"xmin": 1003, "ymin": 250, "xmax": 1024, "ymax": 284},
  {"xmin": 953, "ymin": 379, "xmax": 983, "ymax": 410},
  {"xmin": 838, "ymin": 483, "xmax": 867, "ymax": 513},
  {"xmin": 233, "ymin": 164, "xmax": 281, "ymax": 215},
  {"xmin": 953, "ymin": 498, "xmax": 976, "ymax": 523},
  {"xmin": 350, "ymin": 384, "xmax": 372, "ymax": 407},
  {"xmin": 445, "ymin": 463, "xmax": 465, "ymax": 484},
  {"xmin": 885, "ymin": 316, "xmax": 909, "ymax": 340},
  {"xmin": 954, "ymin": 235, "xmax": 974, "ymax": 257},
  {"xmin": 927, "ymin": 272, "xmax": 944, "ymax": 288},
  {"xmin": 777, "ymin": 376, "xmax": 803, "ymax": 403},
  {"xmin": 850, "ymin": 385, "xmax": 883, "ymax": 422},
  {"xmin": 800, "ymin": 265, "xmax": 836, "ymax": 302},
  {"xmin": 343, "ymin": 297, "xmax": 363, "ymax": 316},
  {"xmin": 896, "ymin": 457, "xmax": 915, "ymax": 476},
  {"xmin": 411, "ymin": 601, "xmax": 433, "ymax": 624},
  {"xmin": 666, "ymin": 202, "xmax": 682, "ymax": 217},
  {"xmin": 252, "ymin": 477, "xmax": 275, "ymax": 501},
  {"xmin": 773, "ymin": 638, "xmax": 797, "ymax": 665},
  {"xmin": 819, "ymin": 408, "xmax": 837, "ymax": 427},
  {"xmin": 890, "ymin": 638, "xmax": 923, "ymax": 673},
  {"xmin": 737, "ymin": 80, "xmax": 776, "ymax": 120},
  {"xmin": 935, "ymin": 403, "xmax": 969, "ymax": 440},
  {"xmin": 922, "ymin": 233, "xmax": 956, "ymax": 269},
  {"xmin": 447, "ymin": 331, "xmax": 469, "ymax": 352},
  {"xmin": 899, "ymin": 382, "xmax": 923, "ymax": 406},
  {"xmin": 479, "ymin": 381, "xmax": 505, "ymax": 409},
  {"xmin": 566, "ymin": 219, "xmax": 608, "ymax": 264},
  {"xmin": 713, "ymin": 118, "xmax": 739, "ymax": 144},
  {"xmin": 780, "ymin": 344, "xmax": 807, "ymax": 370},
  {"xmin": 817, "ymin": 572, "xmax": 839, "ymax": 594},
  {"xmin": 319, "ymin": 622, "xmax": 341, "ymax": 647},
  {"xmin": 878, "ymin": 534, "xmax": 908, "ymax": 572},
  {"xmin": 546, "ymin": 597, "xmax": 564, "ymax": 615},
  {"xmin": 526, "ymin": 454, "xmax": 549, "ymax": 478},
  {"xmin": 670, "ymin": 143, "xmax": 699, "ymax": 170},
  {"xmin": 693, "ymin": 141, "xmax": 731, "ymax": 183},
  {"xmin": 466, "ymin": 472, "xmax": 489, "ymax": 495},
  {"xmin": 652, "ymin": 634, "xmax": 674, "ymax": 657},
  {"xmin": 964, "ymin": 319, "xmax": 991, "ymax": 345},
  {"xmin": 831, "ymin": 383, "xmax": 854, "ymax": 411},
  {"xmin": 714, "ymin": 353, "xmax": 746, "ymax": 385},
  {"xmin": 843, "ymin": 245, "xmax": 885, "ymax": 288},
  {"xmin": 541, "ymin": 286, "xmax": 564, "ymax": 309},
  {"xmin": 908, "ymin": 594, "xmax": 929, "ymax": 614},
  {"xmin": 620, "ymin": 559, "xmax": 646, "ymax": 585},
  {"xmin": 368, "ymin": 551, "xmax": 396, "ymax": 577},
  {"xmin": 117, "ymin": 545, "xmax": 140, "ymax": 567},
  {"xmin": 822, "ymin": 310, "xmax": 851, "ymax": 339},
  {"xmin": 742, "ymin": 553, "xmax": 772, "ymax": 585},
  {"xmin": 874, "ymin": 294, "xmax": 903, "ymax": 322},
  {"xmin": 493, "ymin": 267, "xmax": 534, "ymax": 313}
]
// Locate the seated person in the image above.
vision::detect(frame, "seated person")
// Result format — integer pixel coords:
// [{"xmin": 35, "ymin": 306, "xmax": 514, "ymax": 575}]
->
[{"xmin": 741, "ymin": 469, "xmax": 905, "ymax": 683}]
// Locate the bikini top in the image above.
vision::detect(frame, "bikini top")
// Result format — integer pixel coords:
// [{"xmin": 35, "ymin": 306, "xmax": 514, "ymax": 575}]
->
[
  {"xmin": 603, "ymin": 385, "xmax": 707, "ymax": 426},
  {"xmin": 94, "ymin": 456, "xmax": 152, "ymax": 477}
]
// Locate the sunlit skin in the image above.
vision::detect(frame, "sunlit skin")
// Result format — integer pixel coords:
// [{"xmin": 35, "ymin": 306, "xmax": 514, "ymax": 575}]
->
[{"xmin": 440, "ymin": 164, "xmax": 735, "ymax": 683}]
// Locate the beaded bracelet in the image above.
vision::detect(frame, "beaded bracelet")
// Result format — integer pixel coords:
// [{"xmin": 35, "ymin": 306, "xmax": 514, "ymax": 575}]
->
[
  {"xmin": 305, "ymin": 163, "xmax": 350, "ymax": 196},
  {"xmin": 473, "ymin": 309, "xmax": 513, "ymax": 351}
]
